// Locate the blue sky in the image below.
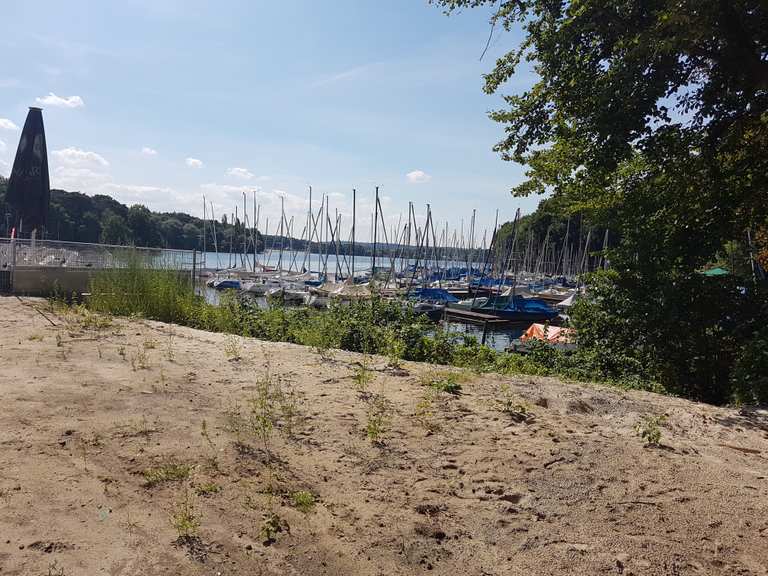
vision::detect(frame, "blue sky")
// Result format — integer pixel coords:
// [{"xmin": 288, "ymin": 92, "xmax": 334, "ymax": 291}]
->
[{"xmin": 0, "ymin": 0, "xmax": 538, "ymax": 240}]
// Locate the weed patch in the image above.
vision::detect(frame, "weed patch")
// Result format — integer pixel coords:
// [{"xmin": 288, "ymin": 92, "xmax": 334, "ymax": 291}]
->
[{"xmin": 143, "ymin": 463, "xmax": 190, "ymax": 487}]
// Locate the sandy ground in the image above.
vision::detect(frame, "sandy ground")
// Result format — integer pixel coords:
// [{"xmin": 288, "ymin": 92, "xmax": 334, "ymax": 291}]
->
[{"xmin": 0, "ymin": 296, "xmax": 767, "ymax": 576}]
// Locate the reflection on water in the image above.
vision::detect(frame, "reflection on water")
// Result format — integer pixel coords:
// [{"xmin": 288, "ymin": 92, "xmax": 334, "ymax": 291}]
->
[{"xmin": 442, "ymin": 321, "xmax": 527, "ymax": 351}]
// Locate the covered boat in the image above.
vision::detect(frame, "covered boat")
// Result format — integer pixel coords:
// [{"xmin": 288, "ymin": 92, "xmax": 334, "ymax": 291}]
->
[
  {"xmin": 520, "ymin": 323, "xmax": 575, "ymax": 344},
  {"xmin": 448, "ymin": 293, "xmax": 559, "ymax": 322}
]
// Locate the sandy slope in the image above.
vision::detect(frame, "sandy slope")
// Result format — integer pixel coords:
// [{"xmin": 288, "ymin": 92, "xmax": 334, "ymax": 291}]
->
[{"xmin": 0, "ymin": 296, "xmax": 766, "ymax": 576}]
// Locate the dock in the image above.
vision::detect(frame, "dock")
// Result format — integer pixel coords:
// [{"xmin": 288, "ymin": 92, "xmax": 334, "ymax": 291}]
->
[{"xmin": 443, "ymin": 306, "xmax": 518, "ymax": 325}]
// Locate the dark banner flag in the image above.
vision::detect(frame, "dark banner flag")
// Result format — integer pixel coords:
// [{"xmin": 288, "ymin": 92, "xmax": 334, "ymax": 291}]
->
[{"xmin": 7, "ymin": 107, "xmax": 50, "ymax": 234}]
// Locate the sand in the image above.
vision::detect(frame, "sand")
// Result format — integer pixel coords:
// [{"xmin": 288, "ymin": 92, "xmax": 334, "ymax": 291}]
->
[{"xmin": 0, "ymin": 296, "xmax": 766, "ymax": 575}]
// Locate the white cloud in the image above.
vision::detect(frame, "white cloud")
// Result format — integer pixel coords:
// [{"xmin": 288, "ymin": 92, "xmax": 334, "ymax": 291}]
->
[
  {"xmin": 406, "ymin": 169, "xmax": 432, "ymax": 184},
  {"xmin": 0, "ymin": 118, "xmax": 19, "ymax": 131},
  {"xmin": 53, "ymin": 147, "xmax": 109, "ymax": 168},
  {"xmin": 104, "ymin": 183, "xmax": 174, "ymax": 197},
  {"xmin": 141, "ymin": 147, "xmax": 158, "ymax": 156},
  {"xmin": 52, "ymin": 166, "xmax": 111, "ymax": 191},
  {"xmin": 186, "ymin": 157, "xmax": 203, "ymax": 168},
  {"xmin": 0, "ymin": 139, "xmax": 6, "ymax": 153},
  {"xmin": 35, "ymin": 93, "xmax": 85, "ymax": 109},
  {"xmin": 226, "ymin": 167, "xmax": 254, "ymax": 180}
]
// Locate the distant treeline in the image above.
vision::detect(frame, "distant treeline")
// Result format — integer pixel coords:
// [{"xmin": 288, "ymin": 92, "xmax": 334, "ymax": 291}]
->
[{"xmin": 0, "ymin": 177, "xmax": 263, "ymax": 253}]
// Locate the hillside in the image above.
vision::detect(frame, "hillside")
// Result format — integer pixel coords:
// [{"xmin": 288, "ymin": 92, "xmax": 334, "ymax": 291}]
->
[
  {"xmin": 0, "ymin": 176, "xmax": 262, "ymax": 252},
  {"xmin": 0, "ymin": 296, "xmax": 766, "ymax": 575}
]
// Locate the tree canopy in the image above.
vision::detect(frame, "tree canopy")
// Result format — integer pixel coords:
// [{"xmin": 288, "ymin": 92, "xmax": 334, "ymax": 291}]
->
[
  {"xmin": 435, "ymin": 0, "xmax": 768, "ymax": 403},
  {"xmin": 0, "ymin": 177, "xmax": 262, "ymax": 253}
]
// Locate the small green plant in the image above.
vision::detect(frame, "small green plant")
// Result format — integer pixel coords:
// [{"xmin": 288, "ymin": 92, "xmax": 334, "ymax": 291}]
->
[
  {"xmin": 131, "ymin": 346, "xmax": 150, "ymax": 370},
  {"xmin": 126, "ymin": 414, "xmax": 157, "ymax": 441},
  {"xmin": 384, "ymin": 329, "xmax": 406, "ymax": 369},
  {"xmin": 635, "ymin": 414, "xmax": 666, "ymax": 446},
  {"xmin": 166, "ymin": 330, "xmax": 176, "ymax": 361},
  {"xmin": 224, "ymin": 335, "xmax": 242, "ymax": 360},
  {"xmin": 277, "ymin": 380, "xmax": 300, "ymax": 437},
  {"xmin": 291, "ymin": 490, "xmax": 316, "ymax": 513},
  {"xmin": 498, "ymin": 383, "xmax": 532, "ymax": 422},
  {"xmin": 244, "ymin": 370, "xmax": 280, "ymax": 461},
  {"xmin": 143, "ymin": 337, "xmax": 157, "ymax": 350},
  {"xmin": 352, "ymin": 356, "xmax": 375, "ymax": 394},
  {"xmin": 196, "ymin": 482, "xmax": 221, "ymax": 497},
  {"xmin": 171, "ymin": 486, "xmax": 200, "ymax": 539},
  {"xmin": 421, "ymin": 370, "xmax": 466, "ymax": 395},
  {"xmin": 79, "ymin": 309, "xmax": 113, "ymax": 331},
  {"xmin": 142, "ymin": 463, "xmax": 190, "ymax": 487},
  {"xmin": 259, "ymin": 512, "xmax": 283, "ymax": 545},
  {"xmin": 27, "ymin": 334, "xmax": 44, "ymax": 342},
  {"xmin": 414, "ymin": 389, "xmax": 440, "ymax": 433},
  {"xmin": 365, "ymin": 396, "xmax": 390, "ymax": 444},
  {"xmin": 200, "ymin": 419, "xmax": 220, "ymax": 472}
]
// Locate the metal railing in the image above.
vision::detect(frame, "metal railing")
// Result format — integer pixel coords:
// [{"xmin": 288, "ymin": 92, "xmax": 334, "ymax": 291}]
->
[{"xmin": 0, "ymin": 238, "xmax": 197, "ymax": 271}]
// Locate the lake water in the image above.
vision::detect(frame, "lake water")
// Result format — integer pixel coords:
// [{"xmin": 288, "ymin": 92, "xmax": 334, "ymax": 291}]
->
[{"xmin": 198, "ymin": 250, "xmax": 472, "ymax": 276}]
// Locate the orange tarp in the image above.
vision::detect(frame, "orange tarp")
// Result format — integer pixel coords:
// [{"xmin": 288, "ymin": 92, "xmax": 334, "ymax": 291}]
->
[{"xmin": 520, "ymin": 323, "xmax": 575, "ymax": 344}]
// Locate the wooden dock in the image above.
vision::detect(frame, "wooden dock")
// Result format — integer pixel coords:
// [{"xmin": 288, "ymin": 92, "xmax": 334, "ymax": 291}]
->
[{"xmin": 442, "ymin": 307, "xmax": 517, "ymax": 325}]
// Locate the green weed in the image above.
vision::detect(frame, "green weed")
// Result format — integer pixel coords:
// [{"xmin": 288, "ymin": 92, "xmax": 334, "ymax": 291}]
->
[
  {"xmin": 365, "ymin": 396, "xmax": 390, "ymax": 444},
  {"xmin": 498, "ymin": 383, "xmax": 532, "ymax": 422},
  {"xmin": 291, "ymin": 490, "xmax": 316, "ymax": 513},
  {"xmin": 635, "ymin": 414, "xmax": 666, "ymax": 446},
  {"xmin": 196, "ymin": 482, "xmax": 221, "ymax": 497},
  {"xmin": 170, "ymin": 486, "xmax": 200, "ymax": 538},
  {"xmin": 142, "ymin": 463, "xmax": 190, "ymax": 487},
  {"xmin": 420, "ymin": 370, "xmax": 466, "ymax": 395},
  {"xmin": 352, "ymin": 356, "xmax": 375, "ymax": 394},
  {"xmin": 224, "ymin": 335, "xmax": 242, "ymax": 360}
]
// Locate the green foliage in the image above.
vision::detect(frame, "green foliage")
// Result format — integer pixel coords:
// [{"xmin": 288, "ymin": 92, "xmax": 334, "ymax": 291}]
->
[
  {"xmin": 635, "ymin": 415, "xmax": 666, "ymax": 447},
  {"xmin": 497, "ymin": 383, "xmax": 530, "ymax": 422},
  {"xmin": 433, "ymin": 1, "xmax": 768, "ymax": 403},
  {"xmin": 171, "ymin": 487, "xmax": 200, "ymax": 539},
  {"xmin": 291, "ymin": 490, "xmax": 316, "ymax": 514},
  {"xmin": 142, "ymin": 463, "xmax": 191, "ymax": 488},
  {"xmin": 352, "ymin": 355, "xmax": 375, "ymax": 394},
  {"xmin": 365, "ymin": 396, "xmax": 390, "ymax": 444},
  {"xmin": 384, "ymin": 328, "xmax": 406, "ymax": 368},
  {"xmin": 571, "ymin": 269, "xmax": 766, "ymax": 403},
  {"xmin": 196, "ymin": 482, "xmax": 221, "ymax": 497},
  {"xmin": 420, "ymin": 370, "xmax": 466, "ymax": 395},
  {"xmin": 82, "ymin": 270, "xmax": 671, "ymax": 399},
  {"xmin": 731, "ymin": 321, "xmax": 768, "ymax": 405},
  {"xmin": 259, "ymin": 512, "xmax": 282, "ymax": 544},
  {"xmin": 88, "ymin": 253, "xmax": 197, "ymax": 324}
]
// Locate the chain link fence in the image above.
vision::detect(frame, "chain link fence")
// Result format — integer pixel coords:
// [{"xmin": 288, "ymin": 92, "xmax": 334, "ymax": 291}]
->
[{"xmin": 0, "ymin": 238, "xmax": 197, "ymax": 271}]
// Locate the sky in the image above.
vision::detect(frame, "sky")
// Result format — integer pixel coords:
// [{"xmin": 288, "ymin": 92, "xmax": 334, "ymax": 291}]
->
[{"xmin": 0, "ymin": 0, "xmax": 538, "ymax": 242}]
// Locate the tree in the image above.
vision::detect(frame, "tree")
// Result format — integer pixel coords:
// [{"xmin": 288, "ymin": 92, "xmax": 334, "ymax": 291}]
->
[
  {"xmin": 435, "ymin": 0, "xmax": 768, "ymax": 403},
  {"xmin": 100, "ymin": 211, "xmax": 131, "ymax": 245},
  {"xmin": 127, "ymin": 204, "xmax": 160, "ymax": 247}
]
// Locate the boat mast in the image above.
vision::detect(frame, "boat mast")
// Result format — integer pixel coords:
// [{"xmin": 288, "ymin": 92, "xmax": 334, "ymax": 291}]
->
[
  {"xmin": 202, "ymin": 195, "xmax": 207, "ymax": 268},
  {"xmin": 278, "ymin": 196, "xmax": 284, "ymax": 272},
  {"xmin": 351, "ymin": 189, "xmax": 356, "ymax": 281},
  {"xmin": 209, "ymin": 201, "xmax": 219, "ymax": 269},
  {"xmin": 372, "ymin": 186, "xmax": 379, "ymax": 279}
]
